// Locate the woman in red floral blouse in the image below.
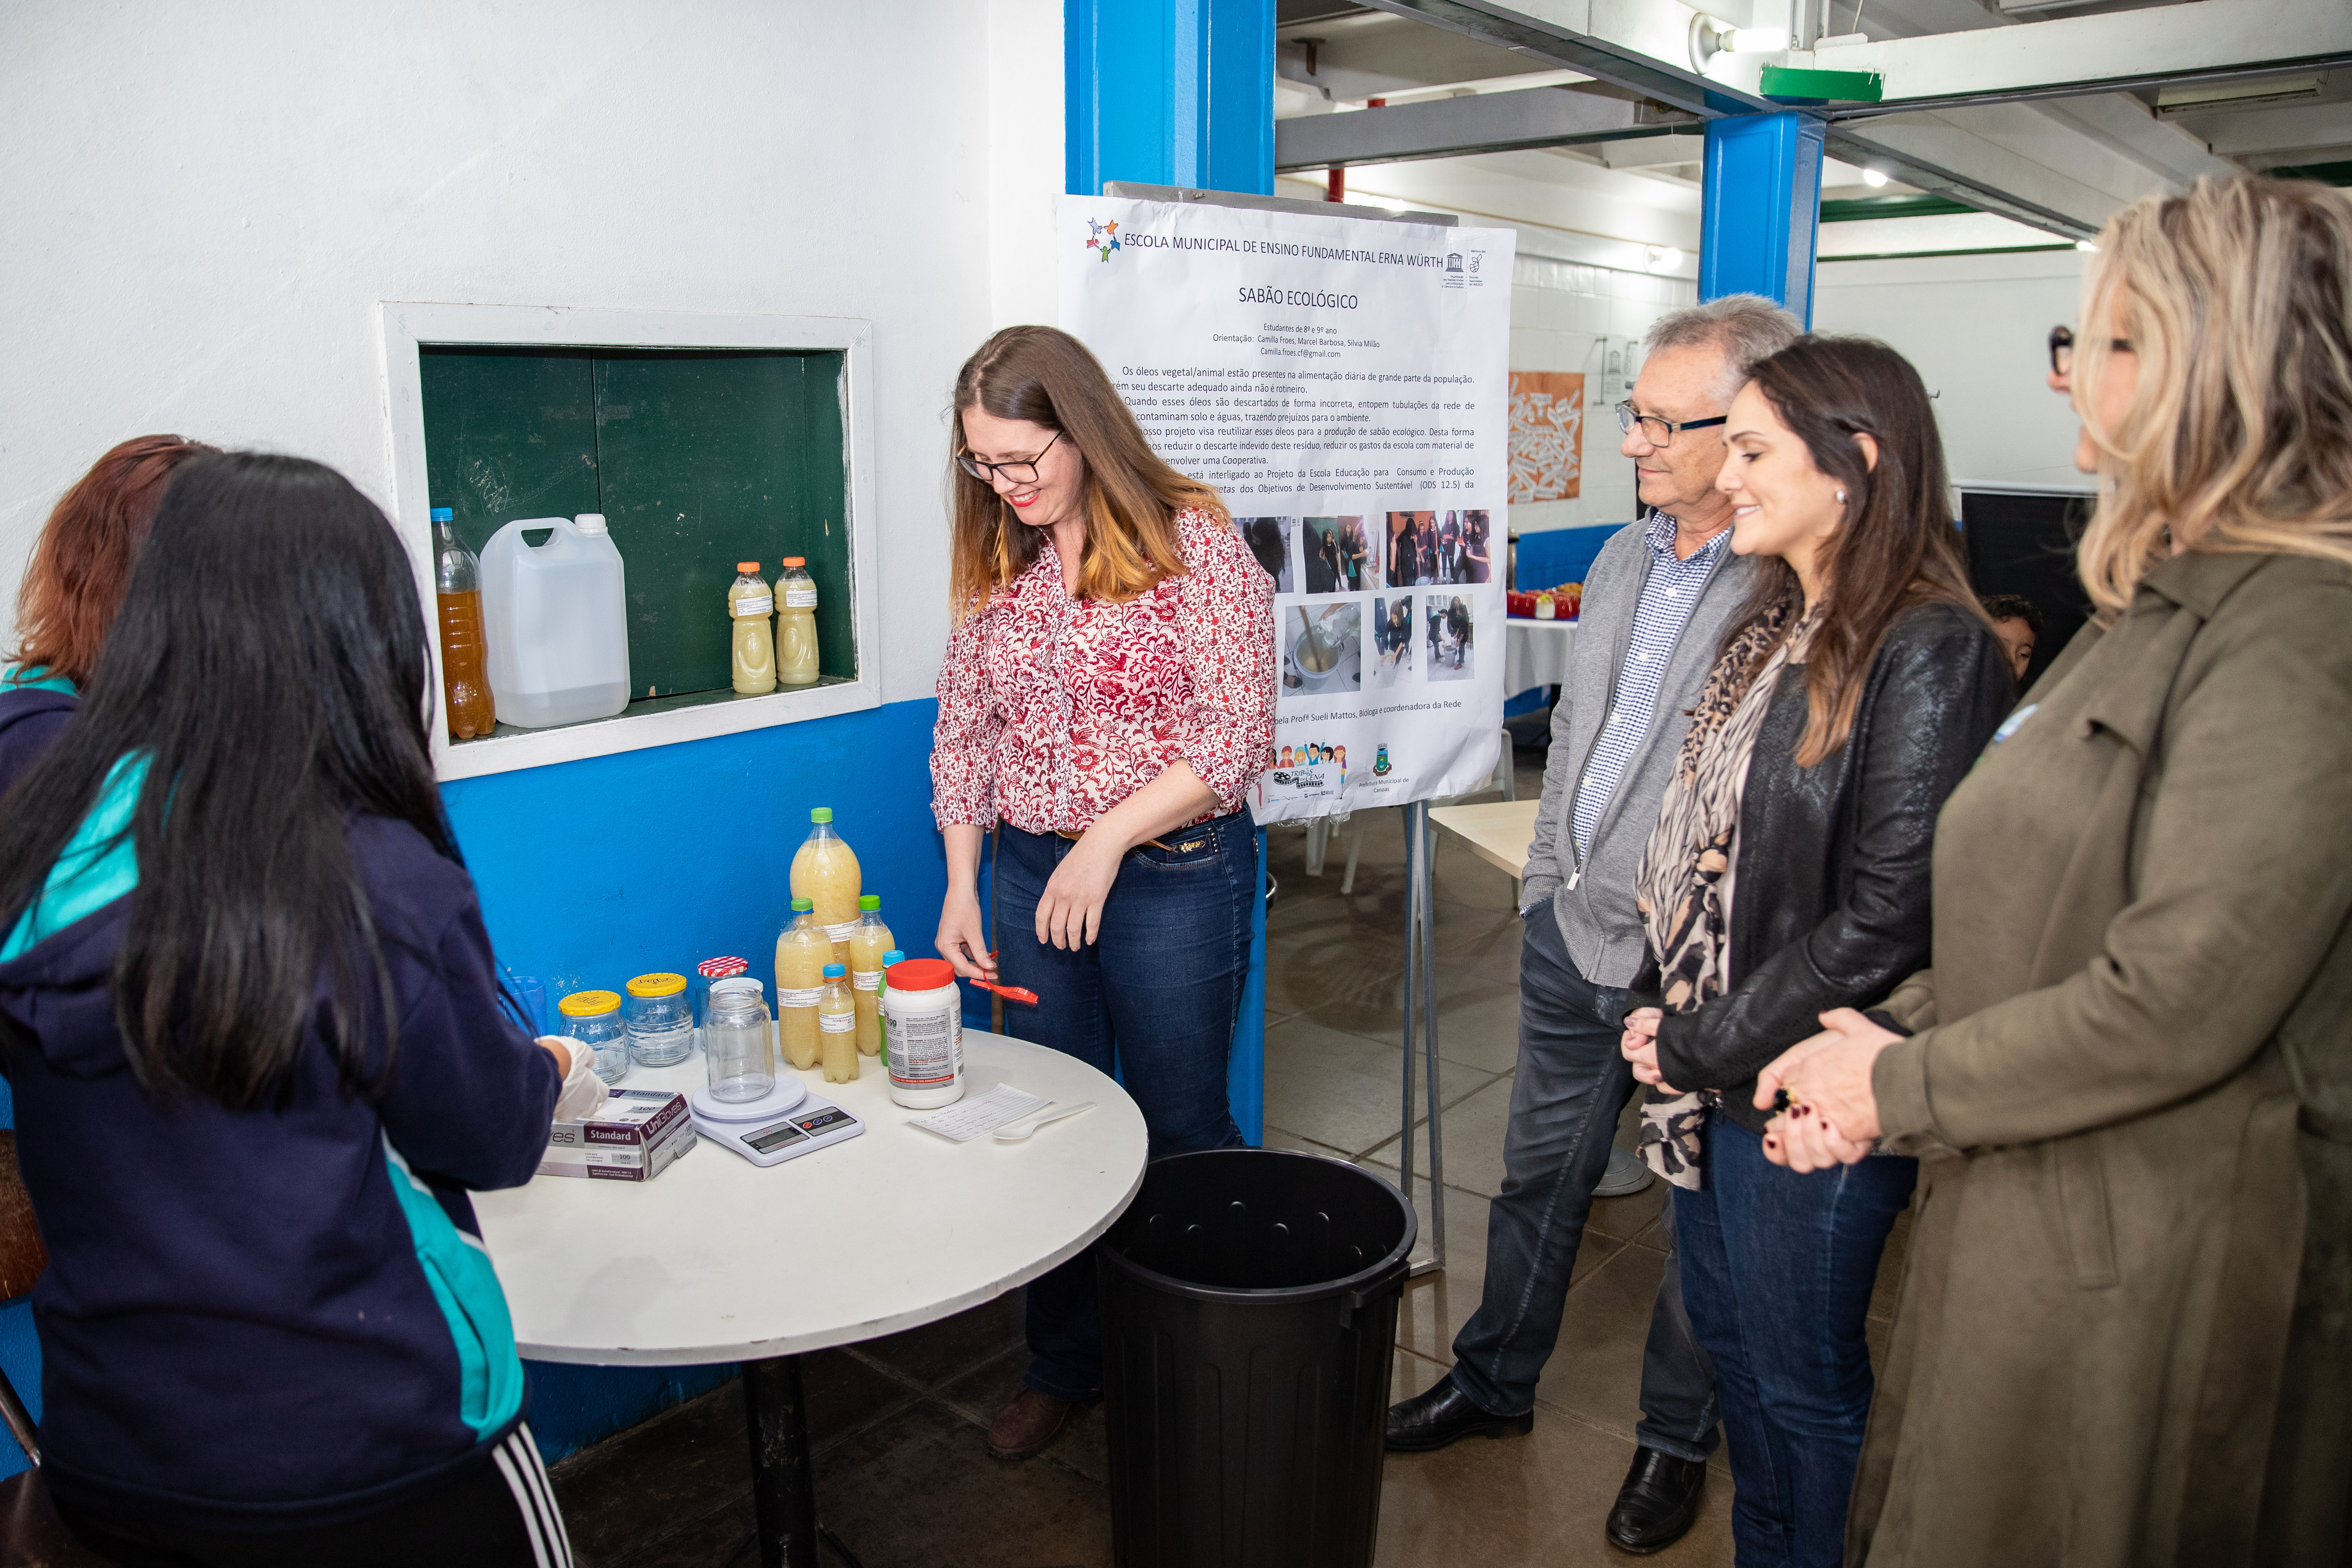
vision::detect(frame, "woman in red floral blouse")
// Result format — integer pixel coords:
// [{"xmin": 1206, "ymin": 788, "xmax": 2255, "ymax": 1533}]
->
[{"xmin": 930, "ymin": 326, "xmax": 1275, "ymax": 1460}]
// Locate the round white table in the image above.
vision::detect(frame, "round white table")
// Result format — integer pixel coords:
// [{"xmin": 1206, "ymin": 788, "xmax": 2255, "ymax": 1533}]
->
[{"xmin": 475, "ymin": 1030, "xmax": 1147, "ymax": 1567}]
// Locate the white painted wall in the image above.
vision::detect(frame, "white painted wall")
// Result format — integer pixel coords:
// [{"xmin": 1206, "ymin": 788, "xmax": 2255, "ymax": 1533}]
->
[
  {"xmin": 988, "ymin": 0, "xmax": 1064, "ymax": 332},
  {"xmin": 1504, "ymin": 255, "xmax": 1696, "ymax": 535},
  {"xmin": 1814, "ymin": 247, "xmax": 2092, "ymax": 491},
  {"xmin": 1, "ymin": 0, "xmax": 1067, "ymax": 706}
]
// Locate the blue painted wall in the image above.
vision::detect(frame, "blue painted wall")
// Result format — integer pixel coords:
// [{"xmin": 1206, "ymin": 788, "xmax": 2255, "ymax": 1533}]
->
[
  {"xmin": 1065, "ymin": 0, "xmax": 1275, "ymax": 197},
  {"xmin": 1699, "ymin": 112, "xmax": 1826, "ymax": 325}
]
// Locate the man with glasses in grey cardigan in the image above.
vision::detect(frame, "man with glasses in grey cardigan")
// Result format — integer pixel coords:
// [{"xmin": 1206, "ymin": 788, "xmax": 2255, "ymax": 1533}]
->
[{"xmin": 1386, "ymin": 295, "xmax": 1802, "ymax": 1554}]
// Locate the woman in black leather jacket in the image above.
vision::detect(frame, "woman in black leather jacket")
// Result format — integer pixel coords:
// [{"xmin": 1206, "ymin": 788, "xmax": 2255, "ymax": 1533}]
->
[{"xmin": 1618, "ymin": 336, "xmax": 2014, "ymax": 1568}]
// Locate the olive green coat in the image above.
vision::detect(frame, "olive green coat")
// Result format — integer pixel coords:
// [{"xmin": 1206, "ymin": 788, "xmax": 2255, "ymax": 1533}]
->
[{"xmin": 1853, "ymin": 551, "xmax": 2352, "ymax": 1567}]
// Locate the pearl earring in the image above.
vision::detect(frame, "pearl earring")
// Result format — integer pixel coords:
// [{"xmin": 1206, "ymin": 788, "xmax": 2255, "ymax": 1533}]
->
[{"xmin": 1836, "ymin": 489, "xmax": 1847, "ymax": 502}]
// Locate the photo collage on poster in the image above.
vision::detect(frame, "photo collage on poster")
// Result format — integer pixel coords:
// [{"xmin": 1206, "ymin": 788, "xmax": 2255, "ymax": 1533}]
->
[{"xmin": 1235, "ymin": 509, "xmax": 1493, "ymax": 809}]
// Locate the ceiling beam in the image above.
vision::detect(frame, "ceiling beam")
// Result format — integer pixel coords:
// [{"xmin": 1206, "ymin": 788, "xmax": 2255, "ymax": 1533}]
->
[
  {"xmin": 1813, "ymin": 0, "xmax": 2352, "ymax": 118},
  {"xmin": 1827, "ymin": 111, "xmax": 2144, "ymax": 241},
  {"xmin": 1274, "ymin": 86, "xmax": 1690, "ymax": 170},
  {"xmin": 1355, "ymin": 0, "xmax": 1778, "ymax": 120}
]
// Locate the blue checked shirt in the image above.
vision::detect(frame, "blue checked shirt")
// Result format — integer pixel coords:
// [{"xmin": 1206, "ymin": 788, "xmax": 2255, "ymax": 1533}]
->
[{"xmin": 1569, "ymin": 509, "xmax": 1733, "ymax": 861}]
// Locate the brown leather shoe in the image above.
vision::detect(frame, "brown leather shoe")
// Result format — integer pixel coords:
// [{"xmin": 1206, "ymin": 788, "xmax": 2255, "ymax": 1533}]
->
[{"xmin": 987, "ymin": 1387, "xmax": 1073, "ymax": 1460}]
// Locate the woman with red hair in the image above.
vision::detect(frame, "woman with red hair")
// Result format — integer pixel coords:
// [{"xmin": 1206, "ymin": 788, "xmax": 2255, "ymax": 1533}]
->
[{"xmin": 1, "ymin": 436, "xmax": 215, "ymax": 792}]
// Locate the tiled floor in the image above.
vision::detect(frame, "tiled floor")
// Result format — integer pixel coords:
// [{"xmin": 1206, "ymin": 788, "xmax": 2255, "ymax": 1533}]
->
[{"xmin": 556, "ymin": 746, "xmax": 1909, "ymax": 1565}]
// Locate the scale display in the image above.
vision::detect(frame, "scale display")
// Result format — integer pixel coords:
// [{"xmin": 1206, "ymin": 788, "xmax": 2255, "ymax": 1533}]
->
[{"xmin": 692, "ymin": 1084, "xmax": 865, "ymax": 1168}]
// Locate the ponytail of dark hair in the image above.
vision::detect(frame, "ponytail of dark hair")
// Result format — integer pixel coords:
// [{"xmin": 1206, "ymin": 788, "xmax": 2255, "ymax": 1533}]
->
[{"xmin": 0, "ymin": 453, "xmax": 458, "ymax": 1109}]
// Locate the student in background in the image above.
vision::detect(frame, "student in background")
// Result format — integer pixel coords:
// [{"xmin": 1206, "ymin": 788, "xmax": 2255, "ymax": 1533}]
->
[
  {"xmin": 0, "ymin": 453, "xmax": 600, "ymax": 1568},
  {"xmin": 1978, "ymin": 592, "xmax": 2040, "ymax": 685},
  {"xmin": 1337, "ymin": 516, "xmax": 1372, "ymax": 589},
  {"xmin": 1460, "ymin": 510, "xmax": 1492, "ymax": 583},
  {"xmin": 0, "ymin": 435, "xmax": 215, "ymax": 792},
  {"xmin": 1303, "ymin": 522, "xmax": 1340, "ymax": 593}
]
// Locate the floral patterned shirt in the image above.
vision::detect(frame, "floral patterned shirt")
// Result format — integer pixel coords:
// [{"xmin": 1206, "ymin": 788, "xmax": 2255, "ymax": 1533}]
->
[{"xmin": 930, "ymin": 508, "xmax": 1276, "ymax": 835}]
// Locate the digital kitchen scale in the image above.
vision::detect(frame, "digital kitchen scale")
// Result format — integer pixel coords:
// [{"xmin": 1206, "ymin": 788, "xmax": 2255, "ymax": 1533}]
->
[{"xmin": 689, "ymin": 1078, "xmax": 865, "ymax": 1167}]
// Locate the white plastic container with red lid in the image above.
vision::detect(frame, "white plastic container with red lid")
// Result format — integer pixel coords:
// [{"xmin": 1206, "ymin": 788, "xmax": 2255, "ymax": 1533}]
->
[{"xmin": 881, "ymin": 959, "xmax": 964, "ymax": 1109}]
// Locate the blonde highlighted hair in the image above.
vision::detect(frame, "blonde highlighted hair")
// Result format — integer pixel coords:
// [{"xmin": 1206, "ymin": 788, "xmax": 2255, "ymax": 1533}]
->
[
  {"xmin": 2073, "ymin": 176, "xmax": 2352, "ymax": 617},
  {"xmin": 948, "ymin": 326, "xmax": 1226, "ymax": 618}
]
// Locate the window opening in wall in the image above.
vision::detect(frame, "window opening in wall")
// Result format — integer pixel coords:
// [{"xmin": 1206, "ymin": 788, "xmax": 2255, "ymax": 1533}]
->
[{"xmin": 418, "ymin": 344, "xmax": 856, "ymax": 743}]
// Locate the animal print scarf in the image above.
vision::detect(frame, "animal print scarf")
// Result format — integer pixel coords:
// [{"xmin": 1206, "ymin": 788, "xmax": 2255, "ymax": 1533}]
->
[{"xmin": 1633, "ymin": 601, "xmax": 1818, "ymax": 1189}]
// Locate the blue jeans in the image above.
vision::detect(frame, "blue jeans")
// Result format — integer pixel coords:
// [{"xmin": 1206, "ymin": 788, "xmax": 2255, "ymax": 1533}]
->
[
  {"xmin": 1675, "ymin": 1111, "xmax": 1917, "ymax": 1568},
  {"xmin": 1448, "ymin": 899, "xmax": 1720, "ymax": 1462},
  {"xmin": 994, "ymin": 815, "xmax": 1253, "ymax": 1402}
]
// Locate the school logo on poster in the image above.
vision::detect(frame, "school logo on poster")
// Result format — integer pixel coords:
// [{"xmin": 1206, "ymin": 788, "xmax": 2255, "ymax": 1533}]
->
[{"xmin": 1086, "ymin": 219, "xmax": 1122, "ymax": 263}]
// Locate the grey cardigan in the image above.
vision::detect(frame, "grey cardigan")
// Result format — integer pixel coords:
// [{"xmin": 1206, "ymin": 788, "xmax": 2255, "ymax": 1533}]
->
[{"xmin": 1521, "ymin": 519, "xmax": 1759, "ymax": 987}]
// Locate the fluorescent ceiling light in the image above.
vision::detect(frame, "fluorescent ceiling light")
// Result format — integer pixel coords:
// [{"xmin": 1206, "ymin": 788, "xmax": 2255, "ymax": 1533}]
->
[
  {"xmin": 2156, "ymin": 74, "xmax": 2326, "ymax": 112},
  {"xmin": 1646, "ymin": 246, "xmax": 1685, "ymax": 272},
  {"xmin": 1862, "ymin": 167, "xmax": 1889, "ymax": 187}
]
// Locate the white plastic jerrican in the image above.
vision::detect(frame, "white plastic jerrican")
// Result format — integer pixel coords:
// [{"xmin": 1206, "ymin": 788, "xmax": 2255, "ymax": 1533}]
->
[{"xmin": 481, "ymin": 515, "xmax": 631, "ymax": 728}]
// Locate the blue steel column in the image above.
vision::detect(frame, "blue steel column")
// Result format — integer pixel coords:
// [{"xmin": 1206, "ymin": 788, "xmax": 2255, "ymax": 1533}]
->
[
  {"xmin": 1065, "ymin": 0, "xmax": 1274, "ymax": 1144},
  {"xmin": 1065, "ymin": 0, "xmax": 1275, "ymax": 197},
  {"xmin": 1698, "ymin": 112, "xmax": 1826, "ymax": 325}
]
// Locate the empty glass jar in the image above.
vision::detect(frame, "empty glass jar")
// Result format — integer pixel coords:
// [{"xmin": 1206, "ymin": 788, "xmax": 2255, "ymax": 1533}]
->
[
  {"xmin": 558, "ymin": 989, "xmax": 629, "ymax": 1086},
  {"xmin": 702, "ymin": 978, "xmax": 776, "ymax": 1104},
  {"xmin": 623, "ymin": 973, "xmax": 695, "ymax": 1067}
]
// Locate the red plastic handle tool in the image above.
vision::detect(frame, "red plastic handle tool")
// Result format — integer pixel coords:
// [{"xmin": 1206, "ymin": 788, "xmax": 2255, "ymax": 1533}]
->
[{"xmin": 977, "ymin": 952, "xmax": 1038, "ymax": 1006}]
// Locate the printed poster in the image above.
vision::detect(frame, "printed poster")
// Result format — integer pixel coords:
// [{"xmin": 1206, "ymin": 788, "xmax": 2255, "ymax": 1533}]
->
[
  {"xmin": 1058, "ymin": 195, "xmax": 1515, "ymax": 823},
  {"xmin": 1508, "ymin": 370, "xmax": 1584, "ymax": 502}
]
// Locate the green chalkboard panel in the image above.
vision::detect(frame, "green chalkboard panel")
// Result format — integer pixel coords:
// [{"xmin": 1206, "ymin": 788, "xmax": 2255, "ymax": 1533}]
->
[
  {"xmin": 592, "ymin": 350, "xmax": 852, "ymax": 698},
  {"xmin": 418, "ymin": 348, "xmax": 601, "ymax": 559},
  {"xmin": 417, "ymin": 344, "xmax": 853, "ymax": 707}
]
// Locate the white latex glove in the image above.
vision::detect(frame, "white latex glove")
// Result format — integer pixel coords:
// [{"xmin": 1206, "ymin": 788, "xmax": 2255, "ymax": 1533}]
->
[{"xmin": 542, "ymin": 1035, "xmax": 609, "ymax": 1123}]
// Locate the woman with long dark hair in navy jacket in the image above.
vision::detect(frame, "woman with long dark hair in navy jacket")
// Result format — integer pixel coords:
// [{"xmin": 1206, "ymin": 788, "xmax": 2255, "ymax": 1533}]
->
[{"xmin": 0, "ymin": 454, "xmax": 595, "ymax": 1567}]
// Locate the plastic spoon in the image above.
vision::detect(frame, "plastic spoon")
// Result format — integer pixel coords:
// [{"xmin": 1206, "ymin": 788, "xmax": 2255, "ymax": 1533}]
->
[{"xmin": 994, "ymin": 1102, "xmax": 1097, "ymax": 1142}]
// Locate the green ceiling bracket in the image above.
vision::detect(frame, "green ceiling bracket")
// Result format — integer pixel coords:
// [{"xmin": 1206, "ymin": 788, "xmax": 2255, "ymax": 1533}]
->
[{"xmin": 1759, "ymin": 65, "xmax": 1884, "ymax": 105}]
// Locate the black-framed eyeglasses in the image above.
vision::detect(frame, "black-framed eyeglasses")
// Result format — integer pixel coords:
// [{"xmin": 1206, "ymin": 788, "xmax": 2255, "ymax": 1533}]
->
[
  {"xmin": 956, "ymin": 429, "xmax": 1062, "ymax": 485},
  {"xmin": 1614, "ymin": 400, "xmax": 1727, "ymax": 447},
  {"xmin": 2048, "ymin": 325, "xmax": 2133, "ymax": 377}
]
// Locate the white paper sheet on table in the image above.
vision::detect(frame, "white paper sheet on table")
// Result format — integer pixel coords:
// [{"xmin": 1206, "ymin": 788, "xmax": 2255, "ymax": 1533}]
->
[{"xmin": 909, "ymin": 1084, "xmax": 1050, "ymax": 1144}]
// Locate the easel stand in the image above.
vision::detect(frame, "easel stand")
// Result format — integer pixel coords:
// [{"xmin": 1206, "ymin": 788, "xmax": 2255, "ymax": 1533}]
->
[{"xmin": 1397, "ymin": 800, "xmax": 1446, "ymax": 1277}]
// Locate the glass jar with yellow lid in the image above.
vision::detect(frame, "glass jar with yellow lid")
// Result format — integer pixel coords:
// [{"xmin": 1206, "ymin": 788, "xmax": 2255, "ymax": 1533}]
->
[
  {"xmin": 558, "ymin": 989, "xmax": 629, "ymax": 1085},
  {"xmin": 623, "ymin": 973, "xmax": 695, "ymax": 1067}
]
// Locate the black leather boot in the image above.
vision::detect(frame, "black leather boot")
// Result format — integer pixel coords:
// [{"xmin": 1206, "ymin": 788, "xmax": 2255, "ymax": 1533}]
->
[
  {"xmin": 1384, "ymin": 1375, "xmax": 1533, "ymax": 1453},
  {"xmin": 1605, "ymin": 1446, "xmax": 1707, "ymax": 1553}
]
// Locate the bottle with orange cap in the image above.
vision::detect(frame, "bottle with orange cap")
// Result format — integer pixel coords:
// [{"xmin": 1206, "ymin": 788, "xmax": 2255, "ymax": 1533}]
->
[
  {"xmin": 728, "ymin": 562, "xmax": 777, "ymax": 694},
  {"xmin": 777, "ymin": 556, "xmax": 819, "ymax": 686}
]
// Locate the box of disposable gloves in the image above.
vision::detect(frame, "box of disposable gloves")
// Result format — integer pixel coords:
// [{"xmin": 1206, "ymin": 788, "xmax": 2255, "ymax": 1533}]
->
[{"xmin": 540, "ymin": 1089, "xmax": 696, "ymax": 1181}]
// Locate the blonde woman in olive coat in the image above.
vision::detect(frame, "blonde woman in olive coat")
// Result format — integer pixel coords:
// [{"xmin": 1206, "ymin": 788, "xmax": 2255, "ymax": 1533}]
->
[{"xmin": 1755, "ymin": 176, "xmax": 2352, "ymax": 1566}]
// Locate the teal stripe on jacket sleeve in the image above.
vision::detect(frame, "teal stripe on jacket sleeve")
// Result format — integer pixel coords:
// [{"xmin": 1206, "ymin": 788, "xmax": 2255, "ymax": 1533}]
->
[{"xmin": 383, "ymin": 1140, "xmax": 527, "ymax": 1443}]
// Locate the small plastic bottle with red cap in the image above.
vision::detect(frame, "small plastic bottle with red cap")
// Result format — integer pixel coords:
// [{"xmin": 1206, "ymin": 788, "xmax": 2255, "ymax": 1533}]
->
[{"xmin": 881, "ymin": 958, "xmax": 964, "ymax": 1109}]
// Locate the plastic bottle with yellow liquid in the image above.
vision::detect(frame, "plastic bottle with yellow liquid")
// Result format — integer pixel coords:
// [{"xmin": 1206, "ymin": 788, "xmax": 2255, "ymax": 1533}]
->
[
  {"xmin": 846, "ymin": 895, "xmax": 895, "ymax": 1057},
  {"xmin": 777, "ymin": 557, "xmax": 819, "ymax": 686},
  {"xmin": 818, "ymin": 962, "xmax": 858, "ymax": 1084},
  {"xmin": 774, "ymin": 896, "xmax": 830, "ymax": 1071},
  {"xmin": 431, "ymin": 508, "xmax": 495, "ymax": 740},
  {"xmin": 791, "ymin": 808, "xmax": 862, "ymax": 966},
  {"xmin": 729, "ymin": 562, "xmax": 777, "ymax": 695}
]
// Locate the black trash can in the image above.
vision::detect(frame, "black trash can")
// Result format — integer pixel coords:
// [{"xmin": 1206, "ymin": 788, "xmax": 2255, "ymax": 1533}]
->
[{"xmin": 1097, "ymin": 1148, "xmax": 1417, "ymax": 1568}]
